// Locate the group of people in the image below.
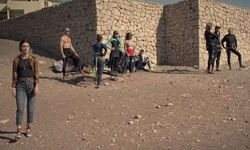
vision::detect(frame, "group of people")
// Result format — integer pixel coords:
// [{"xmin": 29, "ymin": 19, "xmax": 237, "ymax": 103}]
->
[
  {"xmin": 12, "ymin": 25, "xmax": 247, "ymax": 140},
  {"xmin": 60, "ymin": 28, "xmax": 152, "ymax": 88},
  {"xmin": 93, "ymin": 31, "xmax": 152, "ymax": 88},
  {"xmin": 205, "ymin": 23, "xmax": 246, "ymax": 74},
  {"xmin": 11, "ymin": 28, "xmax": 152, "ymax": 139}
]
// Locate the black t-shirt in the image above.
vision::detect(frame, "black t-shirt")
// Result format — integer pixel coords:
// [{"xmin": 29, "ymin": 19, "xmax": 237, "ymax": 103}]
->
[
  {"xmin": 221, "ymin": 34, "xmax": 238, "ymax": 48},
  {"xmin": 214, "ymin": 32, "xmax": 221, "ymax": 45},
  {"xmin": 204, "ymin": 29, "xmax": 219, "ymax": 45},
  {"xmin": 17, "ymin": 58, "xmax": 33, "ymax": 78},
  {"xmin": 111, "ymin": 40, "xmax": 120, "ymax": 57}
]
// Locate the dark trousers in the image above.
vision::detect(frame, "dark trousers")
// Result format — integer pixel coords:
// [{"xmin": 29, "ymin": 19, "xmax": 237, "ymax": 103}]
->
[
  {"xmin": 110, "ymin": 57, "xmax": 119, "ymax": 72},
  {"xmin": 207, "ymin": 44, "xmax": 217, "ymax": 71},
  {"xmin": 135, "ymin": 60, "xmax": 151, "ymax": 70},
  {"xmin": 215, "ymin": 50, "xmax": 221, "ymax": 69},
  {"xmin": 226, "ymin": 48, "xmax": 242, "ymax": 68},
  {"xmin": 62, "ymin": 49, "xmax": 81, "ymax": 77},
  {"xmin": 16, "ymin": 80, "xmax": 36, "ymax": 125},
  {"xmin": 95, "ymin": 57, "xmax": 104, "ymax": 85}
]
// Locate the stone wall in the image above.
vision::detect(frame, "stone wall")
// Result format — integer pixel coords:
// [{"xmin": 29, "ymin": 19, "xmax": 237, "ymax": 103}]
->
[
  {"xmin": 0, "ymin": 0, "xmax": 250, "ymax": 68},
  {"xmin": 198, "ymin": 0, "xmax": 250, "ymax": 68},
  {"xmin": 164, "ymin": 0, "xmax": 199, "ymax": 67},
  {"xmin": 96, "ymin": 0, "xmax": 165, "ymax": 65},
  {"xmin": 0, "ymin": 0, "xmax": 97, "ymax": 64}
]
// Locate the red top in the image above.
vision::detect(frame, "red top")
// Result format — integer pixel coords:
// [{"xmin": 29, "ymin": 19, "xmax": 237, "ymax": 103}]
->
[{"xmin": 127, "ymin": 48, "xmax": 134, "ymax": 56}]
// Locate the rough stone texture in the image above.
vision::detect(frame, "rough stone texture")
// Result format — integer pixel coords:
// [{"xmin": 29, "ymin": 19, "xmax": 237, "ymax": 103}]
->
[
  {"xmin": 164, "ymin": 0, "xmax": 199, "ymax": 67},
  {"xmin": 0, "ymin": 0, "xmax": 97, "ymax": 64},
  {"xmin": 198, "ymin": 0, "xmax": 250, "ymax": 68},
  {"xmin": 0, "ymin": 0, "xmax": 250, "ymax": 68},
  {"xmin": 96, "ymin": 0, "xmax": 165, "ymax": 65}
]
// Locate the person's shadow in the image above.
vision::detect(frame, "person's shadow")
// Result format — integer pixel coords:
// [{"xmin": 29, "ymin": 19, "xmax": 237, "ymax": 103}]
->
[{"xmin": 0, "ymin": 130, "xmax": 18, "ymax": 143}]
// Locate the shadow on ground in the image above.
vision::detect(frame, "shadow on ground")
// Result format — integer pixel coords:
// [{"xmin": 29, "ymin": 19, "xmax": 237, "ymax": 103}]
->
[
  {"xmin": 152, "ymin": 68, "xmax": 203, "ymax": 74},
  {"xmin": 39, "ymin": 71, "xmax": 113, "ymax": 87},
  {"xmin": 0, "ymin": 130, "xmax": 18, "ymax": 143}
]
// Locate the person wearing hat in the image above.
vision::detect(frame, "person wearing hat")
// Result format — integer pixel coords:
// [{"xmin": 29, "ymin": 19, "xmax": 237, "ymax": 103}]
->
[
  {"xmin": 106, "ymin": 31, "xmax": 122, "ymax": 76},
  {"xmin": 221, "ymin": 27, "xmax": 246, "ymax": 70},
  {"xmin": 204, "ymin": 22, "xmax": 219, "ymax": 74},
  {"xmin": 213, "ymin": 26, "xmax": 222, "ymax": 71}
]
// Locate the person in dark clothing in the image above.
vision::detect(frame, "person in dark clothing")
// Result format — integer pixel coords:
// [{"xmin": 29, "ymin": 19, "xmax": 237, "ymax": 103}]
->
[
  {"xmin": 135, "ymin": 49, "xmax": 152, "ymax": 71},
  {"xmin": 92, "ymin": 34, "xmax": 108, "ymax": 88},
  {"xmin": 204, "ymin": 22, "xmax": 219, "ymax": 74},
  {"xmin": 213, "ymin": 26, "xmax": 222, "ymax": 71},
  {"xmin": 106, "ymin": 31, "xmax": 122, "ymax": 76},
  {"xmin": 221, "ymin": 27, "xmax": 246, "ymax": 70}
]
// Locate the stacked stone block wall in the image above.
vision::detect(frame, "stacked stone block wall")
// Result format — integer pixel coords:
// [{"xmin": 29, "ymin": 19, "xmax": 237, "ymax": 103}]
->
[
  {"xmin": 0, "ymin": 0, "xmax": 250, "ymax": 68},
  {"xmin": 198, "ymin": 0, "xmax": 250, "ymax": 68},
  {"xmin": 96, "ymin": 0, "xmax": 165, "ymax": 65},
  {"xmin": 164, "ymin": 0, "xmax": 199, "ymax": 67},
  {"xmin": 0, "ymin": 0, "xmax": 97, "ymax": 64}
]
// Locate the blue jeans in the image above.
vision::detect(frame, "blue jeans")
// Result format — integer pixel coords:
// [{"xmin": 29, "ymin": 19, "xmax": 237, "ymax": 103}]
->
[
  {"xmin": 123, "ymin": 55, "xmax": 135, "ymax": 73},
  {"xmin": 136, "ymin": 61, "xmax": 151, "ymax": 70},
  {"xmin": 16, "ymin": 80, "xmax": 36, "ymax": 125}
]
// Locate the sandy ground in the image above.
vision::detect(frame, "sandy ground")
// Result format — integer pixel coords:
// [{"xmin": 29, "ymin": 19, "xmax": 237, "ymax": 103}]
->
[{"xmin": 0, "ymin": 39, "xmax": 249, "ymax": 150}]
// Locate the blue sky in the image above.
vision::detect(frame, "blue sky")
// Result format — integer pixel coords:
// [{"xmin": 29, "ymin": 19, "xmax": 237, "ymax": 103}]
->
[{"xmin": 147, "ymin": 0, "xmax": 250, "ymax": 9}]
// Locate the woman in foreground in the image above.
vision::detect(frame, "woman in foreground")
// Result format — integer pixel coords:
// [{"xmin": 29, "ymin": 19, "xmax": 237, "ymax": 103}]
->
[{"xmin": 12, "ymin": 40, "xmax": 39, "ymax": 139}]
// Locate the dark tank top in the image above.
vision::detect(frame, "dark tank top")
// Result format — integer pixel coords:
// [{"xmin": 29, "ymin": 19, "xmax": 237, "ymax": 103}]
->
[
  {"xmin": 17, "ymin": 58, "xmax": 33, "ymax": 78},
  {"xmin": 111, "ymin": 40, "xmax": 120, "ymax": 58}
]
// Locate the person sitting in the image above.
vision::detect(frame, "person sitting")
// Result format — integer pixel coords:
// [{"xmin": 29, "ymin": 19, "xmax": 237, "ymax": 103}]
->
[{"xmin": 135, "ymin": 49, "xmax": 152, "ymax": 71}]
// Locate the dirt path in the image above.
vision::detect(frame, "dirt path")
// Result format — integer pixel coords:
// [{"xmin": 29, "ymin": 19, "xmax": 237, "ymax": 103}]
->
[{"xmin": 0, "ymin": 39, "xmax": 249, "ymax": 150}]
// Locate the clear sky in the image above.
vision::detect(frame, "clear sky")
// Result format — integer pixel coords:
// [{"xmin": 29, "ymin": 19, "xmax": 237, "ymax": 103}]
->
[{"xmin": 147, "ymin": 0, "xmax": 250, "ymax": 9}]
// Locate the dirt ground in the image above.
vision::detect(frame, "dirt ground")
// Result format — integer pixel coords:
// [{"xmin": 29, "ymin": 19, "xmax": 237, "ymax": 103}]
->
[{"xmin": 0, "ymin": 39, "xmax": 249, "ymax": 150}]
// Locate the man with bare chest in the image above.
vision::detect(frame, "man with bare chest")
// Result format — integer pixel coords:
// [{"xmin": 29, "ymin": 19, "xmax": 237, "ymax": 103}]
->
[{"xmin": 60, "ymin": 27, "xmax": 82, "ymax": 79}]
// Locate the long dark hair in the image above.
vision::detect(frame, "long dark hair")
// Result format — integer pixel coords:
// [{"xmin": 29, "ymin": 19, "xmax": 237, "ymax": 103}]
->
[
  {"xmin": 19, "ymin": 40, "xmax": 30, "ymax": 52},
  {"xmin": 125, "ymin": 33, "xmax": 133, "ymax": 40}
]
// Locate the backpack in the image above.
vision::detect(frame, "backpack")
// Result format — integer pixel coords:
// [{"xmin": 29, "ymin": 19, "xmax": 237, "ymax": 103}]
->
[{"xmin": 53, "ymin": 60, "xmax": 75, "ymax": 73}]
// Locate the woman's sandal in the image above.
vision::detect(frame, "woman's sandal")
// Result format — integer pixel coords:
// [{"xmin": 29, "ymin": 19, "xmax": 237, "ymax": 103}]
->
[
  {"xmin": 26, "ymin": 125, "xmax": 32, "ymax": 137},
  {"xmin": 15, "ymin": 128, "xmax": 22, "ymax": 140}
]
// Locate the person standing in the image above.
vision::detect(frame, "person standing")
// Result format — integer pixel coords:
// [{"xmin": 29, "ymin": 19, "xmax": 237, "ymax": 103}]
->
[
  {"xmin": 60, "ymin": 27, "xmax": 83, "ymax": 79},
  {"xmin": 118, "ymin": 35, "xmax": 125, "ymax": 61},
  {"xmin": 117, "ymin": 35, "xmax": 126, "ymax": 72},
  {"xmin": 12, "ymin": 40, "xmax": 39, "ymax": 139},
  {"xmin": 213, "ymin": 26, "xmax": 222, "ymax": 71},
  {"xmin": 123, "ymin": 33, "xmax": 135, "ymax": 76},
  {"xmin": 92, "ymin": 34, "xmax": 108, "ymax": 88},
  {"xmin": 106, "ymin": 31, "xmax": 122, "ymax": 76},
  {"xmin": 204, "ymin": 22, "xmax": 219, "ymax": 74},
  {"xmin": 221, "ymin": 27, "xmax": 246, "ymax": 70}
]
